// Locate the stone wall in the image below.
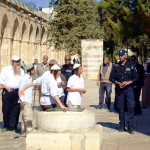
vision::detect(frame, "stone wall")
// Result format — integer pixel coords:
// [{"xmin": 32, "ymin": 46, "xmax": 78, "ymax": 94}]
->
[{"xmin": 0, "ymin": 0, "xmax": 65, "ymax": 69}]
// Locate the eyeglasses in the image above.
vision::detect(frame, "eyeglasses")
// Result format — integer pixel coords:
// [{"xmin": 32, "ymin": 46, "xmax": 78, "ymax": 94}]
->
[
  {"xmin": 49, "ymin": 64, "xmax": 54, "ymax": 66},
  {"xmin": 65, "ymin": 59, "xmax": 71, "ymax": 61},
  {"xmin": 14, "ymin": 61, "xmax": 20, "ymax": 63},
  {"xmin": 130, "ymin": 59, "xmax": 135, "ymax": 61}
]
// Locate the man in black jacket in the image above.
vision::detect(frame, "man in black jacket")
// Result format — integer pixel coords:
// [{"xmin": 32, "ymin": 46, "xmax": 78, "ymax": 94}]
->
[
  {"xmin": 61, "ymin": 55, "xmax": 74, "ymax": 106},
  {"xmin": 130, "ymin": 55, "xmax": 145, "ymax": 115}
]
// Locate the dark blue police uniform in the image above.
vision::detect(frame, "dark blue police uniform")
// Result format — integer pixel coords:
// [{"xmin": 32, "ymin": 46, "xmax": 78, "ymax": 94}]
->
[{"xmin": 110, "ymin": 60, "xmax": 138, "ymax": 132}]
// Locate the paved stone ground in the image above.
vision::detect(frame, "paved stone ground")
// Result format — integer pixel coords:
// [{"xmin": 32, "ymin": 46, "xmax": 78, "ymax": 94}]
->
[{"xmin": 0, "ymin": 79, "xmax": 150, "ymax": 150}]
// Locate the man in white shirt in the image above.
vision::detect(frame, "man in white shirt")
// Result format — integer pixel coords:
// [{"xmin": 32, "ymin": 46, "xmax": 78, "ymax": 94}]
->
[
  {"xmin": 19, "ymin": 64, "xmax": 66, "ymax": 111},
  {"xmin": 0, "ymin": 55, "xmax": 24, "ymax": 132},
  {"xmin": 19, "ymin": 64, "xmax": 35, "ymax": 134},
  {"xmin": 67, "ymin": 64, "xmax": 86, "ymax": 108},
  {"xmin": 49, "ymin": 59, "xmax": 66, "ymax": 105}
]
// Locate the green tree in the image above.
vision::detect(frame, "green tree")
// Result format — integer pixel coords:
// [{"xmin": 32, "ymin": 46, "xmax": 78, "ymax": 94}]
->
[
  {"xmin": 48, "ymin": 0, "xmax": 103, "ymax": 55},
  {"xmin": 99, "ymin": 0, "xmax": 150, "ymax": 62}
]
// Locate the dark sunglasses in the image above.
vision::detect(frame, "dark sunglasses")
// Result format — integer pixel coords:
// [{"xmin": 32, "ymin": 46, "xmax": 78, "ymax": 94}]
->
[
  {"xmin": 49, "ymin": 64, "xmax": 54, "ymax": 66},
  {"xmin": 65, "ymin": 59, "xmax": 71, "ymax": 61}
]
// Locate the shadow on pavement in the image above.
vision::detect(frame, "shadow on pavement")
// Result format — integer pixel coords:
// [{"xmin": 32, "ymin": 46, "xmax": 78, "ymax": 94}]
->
[
  {"xmin": 89, "ymin": 105, "xmax": 97, "ymax": 109},
  {"xmin": 97, "ymin": 122, "xmax": 119, "ymax": 130},
  {"xmin": 96, "ymin": 108, "xmax": 150, "ymax": 136}
]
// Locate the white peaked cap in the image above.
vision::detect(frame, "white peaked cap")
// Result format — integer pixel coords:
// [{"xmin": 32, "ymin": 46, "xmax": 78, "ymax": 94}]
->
[
  {"xmin": 26, "ymin": 64, "xmax": 34, "ymax": 71},
  {"xmin": 51, "ymin": 64, "xmax": 61, "ymax": 70},
  {"xmin": 11, "ymin": 55, "xmax": 21, "ymax": 61},
  {"xmin": 73, "ymin": 64, "xmax": 81, "ymax": 70}
]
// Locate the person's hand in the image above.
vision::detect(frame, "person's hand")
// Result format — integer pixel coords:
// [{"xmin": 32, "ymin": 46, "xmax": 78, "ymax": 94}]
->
[
  {"xmin": 18, "ymin": 90, "xmax": 24, "ymax": 97},
  {"xmin": 97, "ymin": 81, "xmax": 100, "ymax": 86},
  {"xmin": 79, "ymin": 88, "xmax": 86, "ymax": 93},
  {"xmin": 57, "ymin": 82, "xmax": 64, "ymax": 87},
  {"xmin": 61, "ymin": 81, "xmax": 65, "ymax": 86},
  {"xmin": 20, "ymin": 101, "xmax": 25, "ymax": 109},
  {"xmin": 60, "ymin": 104, "xmax": 67, "ymax": 112},
  {"xmin": 120, "ymin": 81, "xmax": 130, "ymax": 88},
  {"xmin": 34, "ymin": 85, "xmax": 39, "ymax": 90},
  {"xmin": 5, "ymin": 87, "xmax": 12, "ymax": 92},
  {"xmin": 115, "ymin": 81, "xmax": 122, "ymax": 87}
]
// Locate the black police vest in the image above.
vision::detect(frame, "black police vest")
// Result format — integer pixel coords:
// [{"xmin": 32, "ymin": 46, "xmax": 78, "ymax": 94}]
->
[
  {"xmin": 115, "ymin": 63, "xmax": 134, "ymax": 83},
  {"xmin": 61, "ymin": 64, "xmax": 73, "ymax": 81}
]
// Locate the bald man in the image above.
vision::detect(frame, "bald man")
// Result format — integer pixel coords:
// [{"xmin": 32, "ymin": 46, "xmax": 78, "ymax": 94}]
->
[{"xmin": 34, "ymin": 55, "xmax": 49, "ymax": 79}]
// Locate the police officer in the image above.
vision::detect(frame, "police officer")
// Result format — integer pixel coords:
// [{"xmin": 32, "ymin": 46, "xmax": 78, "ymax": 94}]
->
[{"xmin": 109, "ymin": 50, "xmax": 138, "ymax": 133}]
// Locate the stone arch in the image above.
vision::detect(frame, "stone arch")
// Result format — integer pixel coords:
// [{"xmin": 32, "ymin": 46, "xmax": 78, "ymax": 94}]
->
[
  {"xmin": 29, "ymin": 24, "xmax": 34, "ymax": 42},
  {"xmin": 21, "ymin": 21, "xmax": 27, "ymax": 42},
  {"xmin": 41, "ymin": 26, "xmax": 46, "ymax": 43},
  {"xmin": 1, "ymin": 13, "xmax": 9, "ymax": 38},
  {"xmin": 0, "ymin": 13, "xmax": 9, "ymax": 68},
  {"xmin": 12, "ymin": 18, "xmax": 20, "ymax": 56},
  {"xmin": 12, "ymin": 18, "xmax": 19, "ymax": 40},
  {"xmin": 35, "ymin": 26, "xmax": 40, "ymax": 43}
]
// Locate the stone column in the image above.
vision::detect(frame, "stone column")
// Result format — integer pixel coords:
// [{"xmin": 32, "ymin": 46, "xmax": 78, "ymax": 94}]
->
[
  {"xmin": 9, "ymin": 38, "xmax": 13, "ymax": 63},
  {"xmin": 19, "ymin": 40, "xmax": 21, "ymax": 58},
  {"xmin": 81, "ymin": 39, "xmax": 103, "ymax": 80},
  {"xmin": 0, "ymin": 37, "xmax": 2, "ymax": 70}
]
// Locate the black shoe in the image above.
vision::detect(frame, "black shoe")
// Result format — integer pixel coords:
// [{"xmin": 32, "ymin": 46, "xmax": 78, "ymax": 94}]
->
[
  {"xmin": 127, "ymin": 127, "xmax": 135, "ymax": 134},
  {"xmin": 96, "ymin": 105, "xmax": 103, "ymax": 109},
  {"xmin": 118, "ymin": 126, "xmax": 125, "ymax": 132}
]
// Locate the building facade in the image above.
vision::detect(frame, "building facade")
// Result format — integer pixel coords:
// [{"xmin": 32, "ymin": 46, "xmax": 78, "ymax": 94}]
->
[{"xmin": 0, "ymin": 0, "xmax": 65, "ymax": 69}]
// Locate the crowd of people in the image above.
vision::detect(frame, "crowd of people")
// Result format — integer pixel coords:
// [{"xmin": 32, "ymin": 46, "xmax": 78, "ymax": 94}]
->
[
  {"xmin": 0, "ymin": 54, "xmax": 86, "ymax": 135},
  {"xmin": 0, "ymin": 50, "xmax": 150, "ymax": 135}
]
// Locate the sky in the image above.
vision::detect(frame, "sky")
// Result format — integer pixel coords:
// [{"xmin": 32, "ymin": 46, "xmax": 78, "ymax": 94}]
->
[{"xmin": 25, "ymin": 0, "xmax": 102, "ymax": 9}]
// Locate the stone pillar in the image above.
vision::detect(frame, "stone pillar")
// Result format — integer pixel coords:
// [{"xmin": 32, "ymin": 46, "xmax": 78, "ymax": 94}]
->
[
  {"xmin": 81, "ymin": 39, "xmax": 103, "ymax": 80},
  {"xmin": 0, "ymin": 37, "xmax": 2, "ymax": 70},
  {"xmin": 19, "ymin": 41, "xmax": 21, "ymax": 58},
  {"xmin": 9, "ymin": 38, "xmax": 13, "ymax": 63}
]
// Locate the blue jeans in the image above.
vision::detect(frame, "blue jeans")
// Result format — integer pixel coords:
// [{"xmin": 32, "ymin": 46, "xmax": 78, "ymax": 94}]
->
[{"xmin": 99, "ymin": 82, "xmax": 112, "ymax": 109}]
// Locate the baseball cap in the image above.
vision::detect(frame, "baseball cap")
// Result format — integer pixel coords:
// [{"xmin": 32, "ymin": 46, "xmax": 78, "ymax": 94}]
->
[
  {"xmin": 11, "ymin": 55, "xmax": 21, "ymax": 61},
  {"xmin": 73, "ymin": 64, "xmax": 81, "ymax": 70},
  {"xmin": 51, "ymin": 64, "xmax": 61, "ymax": 71},
  {"xmin": 26, "ymin": 64, "xmax": 34, "ymax": 71},
  {"xmin": 119, "ymin": 50, "xmax": 127, "ymax": 56}
]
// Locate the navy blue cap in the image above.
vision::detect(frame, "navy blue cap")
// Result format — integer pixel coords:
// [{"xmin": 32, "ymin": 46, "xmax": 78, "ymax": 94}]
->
[{"xmin": 119, "ymin": 50, "xmax": 127, "ymax": 56}]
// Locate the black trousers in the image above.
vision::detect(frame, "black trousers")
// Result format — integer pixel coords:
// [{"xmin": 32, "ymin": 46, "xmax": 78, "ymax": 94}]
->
[
  {"xmin": 133, "ymin": 87, "xmax": 142, "ymax": 114},
  {"xmin": 2, "ymin": 90, "xmax": 20, "ymax": 130}
]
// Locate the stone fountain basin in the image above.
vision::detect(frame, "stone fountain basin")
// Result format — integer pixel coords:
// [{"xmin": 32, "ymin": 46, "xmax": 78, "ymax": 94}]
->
[{"xmin": 36, "ymin": 109, "xmax": 95, "ymax": 132}]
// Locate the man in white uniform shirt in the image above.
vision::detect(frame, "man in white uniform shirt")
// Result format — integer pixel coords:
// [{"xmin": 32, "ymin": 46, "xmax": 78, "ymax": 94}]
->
[
  {"xmin": 67, "ymin": 64, "xmax": 86, "ymax": 108},
  {"xmin": 1, "ymin": 55, "xmax": 24, "ymax": 132}
]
